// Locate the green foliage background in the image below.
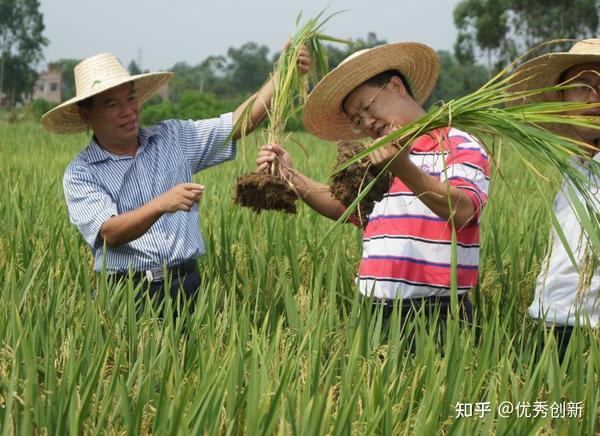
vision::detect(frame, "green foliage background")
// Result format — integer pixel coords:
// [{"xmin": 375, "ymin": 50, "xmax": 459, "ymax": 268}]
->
[{"xmin": 0, "ymin": 119, "xmax": 598, "ymax": 434}]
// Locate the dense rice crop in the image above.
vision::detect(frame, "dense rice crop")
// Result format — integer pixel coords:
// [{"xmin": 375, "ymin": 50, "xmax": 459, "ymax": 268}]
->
[{"xmin": 0, "ymin": 118, "xmax": 598, "ymax": 434}]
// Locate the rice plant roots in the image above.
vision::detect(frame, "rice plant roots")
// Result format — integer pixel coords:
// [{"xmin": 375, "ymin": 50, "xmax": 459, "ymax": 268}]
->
[
  {"xmin": 233, "ymin": 173, "xmax": 299, "ymax": 214},
  {"xmin": 330, "ymin": 141, "xmax": 393, "ymax": 227}
]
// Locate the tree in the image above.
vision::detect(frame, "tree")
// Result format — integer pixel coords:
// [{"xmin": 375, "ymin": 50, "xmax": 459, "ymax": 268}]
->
[
  {"xmin": 168, "ymin": 60, "xmax": 232, "ymax": 102},
  {"xmin": 167, "ymin": 43, "xmax": 272, "ymax": 101},
  {"xmin": 425, "ymin": 50, "xmax": 489, "ymax": 107},
  {"xmin": 0, "ymin": 0, "xmax": 48, "ymax": 106},
  {"xmin": 325, "ymin": 32, "xmax": 387, "ymax": 70},
  {"xmin": 127, "ymin": 59, "xmax": 142, "ymax": 75},
  {"xmin": 454, "ymin": 0, "xmax": 599, "ymax": 71},
  {"xmin": 225, "ymin": 42, "xmax": 272, "ymax": 95},
  {"xmin": 195, "ymin": 55, "xmax": 234, "ymax": 96}
]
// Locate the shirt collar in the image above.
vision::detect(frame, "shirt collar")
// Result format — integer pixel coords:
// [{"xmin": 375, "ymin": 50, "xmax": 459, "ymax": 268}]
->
[
  {"xmin": 83, "ymin": 126, "xmax": 157, "ymax": 164},
  {"xmin": 410, "ymin": 127, "xmax": 450, "ymax": 152}
]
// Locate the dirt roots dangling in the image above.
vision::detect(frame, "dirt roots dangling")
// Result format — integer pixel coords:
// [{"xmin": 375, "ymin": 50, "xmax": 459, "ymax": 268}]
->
[
  {"xmin": 233, "ymin": 172, "xmax": 298, "ymax": 214},
  {"xmin": 329, "ymin": 141, "xmax": 393, "ymax": 227}
]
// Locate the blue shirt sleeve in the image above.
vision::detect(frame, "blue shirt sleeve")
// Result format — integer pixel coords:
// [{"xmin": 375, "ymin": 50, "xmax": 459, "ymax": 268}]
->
[
  {"xmin": 169, "ymin": 113, "xmax": 237, "ymax": 174},
  {"xmin": 63, "ymin": 161, "xmax": 118, "ymax": 249}
]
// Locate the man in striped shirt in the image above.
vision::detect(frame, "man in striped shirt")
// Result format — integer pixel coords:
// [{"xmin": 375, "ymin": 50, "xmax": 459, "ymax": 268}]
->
[
  {"xmin": 257, "ymin": 43, "xmax": 489, "ymax": 339},
  {"xmin": 42, "ymin": 50, "xmax": 309, "ymax": 315}
]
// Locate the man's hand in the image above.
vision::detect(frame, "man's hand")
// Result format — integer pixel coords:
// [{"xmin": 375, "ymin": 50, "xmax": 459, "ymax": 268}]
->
[
  {"xmin": 283, "ymin": 41, "xmax": 310, "ymax": 75},
  {"xmin": 256, "ymin": 144, "xmax": 294, "ymax": 178},
  {"xmin": 99, "ymin": 183, "xmax": 204, "ymax": 247},
  {"xmin": 154, "ymin": 183, "xmax": 204, "ymax": 213},
  {"xmin": 297, "ymin": 45, "xmax": 310, "ymax": 75},
  {"xmin": 368, "ymin": 141, "xmax": 411, "ymax": 173}
]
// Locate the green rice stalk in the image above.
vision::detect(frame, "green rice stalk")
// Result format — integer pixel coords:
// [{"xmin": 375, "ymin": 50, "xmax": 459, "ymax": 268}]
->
[
  {"xmin": 233, "ymin": 10, "xmax": 351, "ymax": 213},
  {"xmin": 266, "ymin": 9, "xmax": 348, "ymax": 171}
]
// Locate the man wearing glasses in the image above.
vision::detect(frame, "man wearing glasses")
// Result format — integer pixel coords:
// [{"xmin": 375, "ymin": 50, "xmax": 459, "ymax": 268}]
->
[{"xmin": 256, "ymin": 42, "xmax": 490, "ymax": 346}]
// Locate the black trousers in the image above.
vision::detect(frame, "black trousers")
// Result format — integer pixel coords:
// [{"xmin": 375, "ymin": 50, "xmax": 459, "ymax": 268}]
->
[
  {"xmin": 542, "ymin": 325, "xmax": 574, "ymax": 363},
  {"xmin": 368, "ymin": 293, "xmax": 473, "ymax": 350},
  {"xmin": 113, "ymin": 266, "xmax": 201, "ymax": 319}
]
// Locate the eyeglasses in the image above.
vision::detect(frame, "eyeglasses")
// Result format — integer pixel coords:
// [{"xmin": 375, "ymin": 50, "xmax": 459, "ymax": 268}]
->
[
  {"xmin": 348, "ymin": 82, "xmax": 388, "ymax": 134},
  {"xmin": 564, "ymin": 80, "xmax": 600, "ymax": 99}
]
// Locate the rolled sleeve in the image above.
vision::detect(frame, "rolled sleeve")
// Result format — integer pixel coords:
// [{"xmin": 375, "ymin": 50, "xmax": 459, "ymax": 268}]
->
[
  {"xmin": 63, "ymin": 163, "xmax": 117, "ymax": 248},
  {"xmin": 171, "ymin": 113, "xmax": 237, "ymax": 173},
  {"xmin": 448, "ymin": 177, "xmax": 487, "ymax": 222},
  {"xmin": 440, "ymin": 145, "xmax": 490, "ymax": 223}
]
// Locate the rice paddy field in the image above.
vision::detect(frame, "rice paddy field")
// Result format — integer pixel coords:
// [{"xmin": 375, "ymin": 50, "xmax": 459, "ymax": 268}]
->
[{"xmin": 0, "ymin": 115, "xmax": 599, "ymax": 435}]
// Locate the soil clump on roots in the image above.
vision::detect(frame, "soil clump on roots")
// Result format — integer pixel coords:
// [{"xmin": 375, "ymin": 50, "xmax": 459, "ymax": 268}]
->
[
  {"xmin": 233, "ymin": 173, "xmax": 298, "ymax": 214},
  {"xmin": 330, "ymin": 141, "xmax": 393, "ymax": 227}
]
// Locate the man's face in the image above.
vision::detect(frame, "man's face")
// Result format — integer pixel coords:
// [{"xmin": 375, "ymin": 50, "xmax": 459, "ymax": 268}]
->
[
  {"xmin": 562, "ymin": 62, "xmax": 600, "ymax": 143},
  {"xmin": 80, "ymin": 82, "xmax": 140, "ymax": 146},
  {"xmin": 342, "ymin": 76, "xmax": 415, "ymax": 139}
]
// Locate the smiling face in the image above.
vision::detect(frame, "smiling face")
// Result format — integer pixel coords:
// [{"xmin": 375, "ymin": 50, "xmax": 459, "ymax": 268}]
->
[
  {"xmin": 78, "ymin": 82, "xmax": 140, "ymax": 151},
  {"xmin": 342, "ymin": 75, "xmax": 424, "ymax": 139},
  {"xmin": 561, "ymin": 62, "xmax": 600, "ymax": 145}
]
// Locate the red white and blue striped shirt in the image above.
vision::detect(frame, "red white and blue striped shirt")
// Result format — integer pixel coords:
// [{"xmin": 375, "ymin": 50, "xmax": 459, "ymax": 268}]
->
[
  {"xmin": 63, "ymin": 114, "xmax": 236, "ymax": 272},
  {"xmin": 359, "ymin": 127, "xmax": 489, "ymax": 299}
]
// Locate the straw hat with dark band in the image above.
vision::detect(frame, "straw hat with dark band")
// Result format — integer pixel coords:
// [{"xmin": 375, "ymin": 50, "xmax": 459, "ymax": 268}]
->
[
  {"xmin": 303, "ymin": 42, "xmax": 440, "ymax": 141},
  {"xmin": 41, "ymin": 53, "xmax": 173, "ymax": 134},
  {"xmin": 510, "ymin": 39, "xmax": 600, "ymax": 137}
]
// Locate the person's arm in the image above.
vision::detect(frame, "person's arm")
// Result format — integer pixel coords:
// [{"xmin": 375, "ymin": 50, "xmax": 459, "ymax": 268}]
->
[
  {"xmin": 256, "ymin": 144, "xmax": 347, "ymax": 221},
  {"xmin": 369, "ymin": 143, "xmax": 477, "ymax": 228},
  {"xmin": 232, "ymin": 45, "xmax": 310, "ymax": 140},
  {"xmin": 288, "ymin": 170, "xmax": 348, "ymax": 221},
  {"xmin": 99, "ymin": 183, "xmax": 204, "ymax": 246},
  {"xmin": 64, "ymin": 162, "xmax": 206, "ymax": 248}
]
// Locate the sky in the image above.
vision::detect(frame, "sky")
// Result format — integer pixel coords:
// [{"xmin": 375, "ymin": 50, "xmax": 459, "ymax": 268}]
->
[{"xmin": 40, "ymin": 0, "xmax": 462, "ymax": 71}]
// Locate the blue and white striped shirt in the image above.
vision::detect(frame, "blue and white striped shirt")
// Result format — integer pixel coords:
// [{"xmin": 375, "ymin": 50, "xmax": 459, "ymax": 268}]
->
[{"xmin": 63, "ymin": 113, "xmax": 236, "ymax": 272}]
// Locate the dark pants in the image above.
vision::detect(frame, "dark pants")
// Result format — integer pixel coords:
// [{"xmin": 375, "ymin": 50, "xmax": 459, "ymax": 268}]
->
[
  {"xmin": 368, "ymin": 293, "xmax": 473, "ymax": 351},
  {"xmin": 542, "ymin": 325, "xmax": 574, "ymax": 363},
  {"xmin": 114, "ymin": 266, "xmax": 201, "ymax": 320}
]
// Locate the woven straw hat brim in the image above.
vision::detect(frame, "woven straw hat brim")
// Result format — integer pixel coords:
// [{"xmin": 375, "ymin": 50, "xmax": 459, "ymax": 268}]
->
[
  {"xmin": 510, "ymin": 44, "xmax": 600, "ymax": 138},
  {"xmin": 41, "ymin": 71, "xmax": 173, "ymax": 134},
  {"xmin": 303, "ymin": 42, "xmax": 440, "ymax": 142}
]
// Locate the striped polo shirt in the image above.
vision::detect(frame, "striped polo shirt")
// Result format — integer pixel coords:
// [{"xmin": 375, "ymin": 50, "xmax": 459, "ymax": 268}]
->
[
  {"xmin": 63, "ymin": 114, "xmax": 236, "ymax": 272},
  {"xmin": 359, "ymin": 127, "xmax": 490, "ymax": 299}
]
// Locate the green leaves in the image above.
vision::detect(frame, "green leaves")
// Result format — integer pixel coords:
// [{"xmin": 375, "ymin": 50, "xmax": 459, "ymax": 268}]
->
[{"xmin": 0, "ymin": 117, "xmax": 598, "ymax": 433}]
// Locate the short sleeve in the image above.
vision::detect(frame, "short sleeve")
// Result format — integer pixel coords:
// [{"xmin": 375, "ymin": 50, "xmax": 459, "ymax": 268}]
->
[
  {"xmin": 63, "ymin": 162, "xmax": 117, "ymax": 248},
  {"xmin": 169, "ymin": 113, "xmax": 237, "ymax": 173},
  {"xmin": 439, "ymin": 137, "xmax": 490, "ymax": 223}
]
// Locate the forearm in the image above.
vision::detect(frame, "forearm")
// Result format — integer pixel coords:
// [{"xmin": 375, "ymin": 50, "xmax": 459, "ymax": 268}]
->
[
  {"xmin": 232, "ymin": 75, "xmax": 275, "ymax": 140},
  {"xmin": 290, "ymin": 170, "xmax": 348, "ymax": 221},
  {"xmin": 99, "ymin": 199, "xmax": 164, "ymax": 247},
  {"xmin": 392, "ymin": 161, "xmax": 476, "ymax": 227}
]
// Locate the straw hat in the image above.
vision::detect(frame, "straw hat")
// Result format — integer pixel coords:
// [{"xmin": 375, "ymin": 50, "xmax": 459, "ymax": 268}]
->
[
  {"xmin": 41, "ymin": 53, "xmax": 173, "ymax": 134},
  {"xmin": 303, "ymin": 42, "xmax": 440, "ymax": 141},
  {"xmin": 510, "ymin": 39, "xmax": 600, "ymax": 137}
]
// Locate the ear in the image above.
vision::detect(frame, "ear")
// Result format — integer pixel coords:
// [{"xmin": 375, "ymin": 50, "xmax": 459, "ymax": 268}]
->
[{"xmin": 387, "ymin": 75, "xmax": 408, "ymax": 97}]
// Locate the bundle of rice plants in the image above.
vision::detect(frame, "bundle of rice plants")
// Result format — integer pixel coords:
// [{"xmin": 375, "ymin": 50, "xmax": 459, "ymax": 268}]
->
[{"xmin": 233, "ymin": 11, "xmax": 348, "ymax": 213}]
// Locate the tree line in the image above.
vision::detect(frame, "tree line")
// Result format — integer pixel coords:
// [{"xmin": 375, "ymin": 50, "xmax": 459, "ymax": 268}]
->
[{"xmin": 2, "ymin": 0, "xmax": 599, "ymax": 117}]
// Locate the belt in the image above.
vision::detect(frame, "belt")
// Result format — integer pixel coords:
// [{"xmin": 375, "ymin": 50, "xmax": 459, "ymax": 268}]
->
[{"xmin": 113, "ymin": 259, "xmax": 198, "ymax": 283}]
